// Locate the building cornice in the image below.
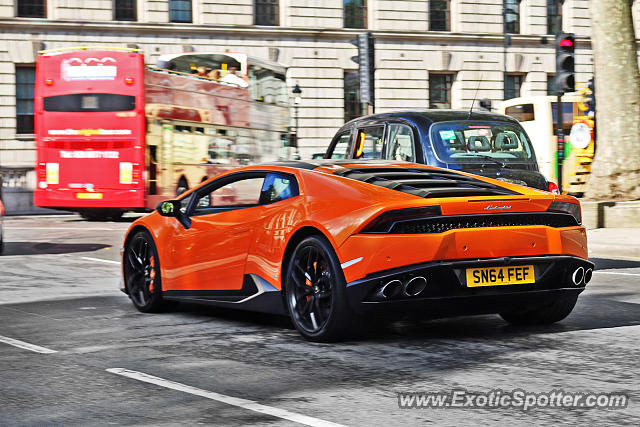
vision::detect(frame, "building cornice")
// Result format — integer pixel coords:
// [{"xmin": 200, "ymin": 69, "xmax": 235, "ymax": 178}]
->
[{"xmin": 0, "ymin": 18, "xmax": 594, "ymax": 48}]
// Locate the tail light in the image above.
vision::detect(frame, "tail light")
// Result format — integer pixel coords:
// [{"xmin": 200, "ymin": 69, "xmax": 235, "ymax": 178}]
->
[
  {"xmin": 360, "ymin": 206, "xmax": 442, "ymax": 233},
  {"xmin": 547, "ymin": 201, "xmax": 581, "ymax": 225},
  {"xmin": 46, "ymin": 163, "xmax": 59, "ymax": 184},
  {"xmin": 547, "ymin": 181, "xmax": 560, "ymax": 194},
  {"xmin": 119, "ymin": 162, "xmax": 133, "ymax": 184}
]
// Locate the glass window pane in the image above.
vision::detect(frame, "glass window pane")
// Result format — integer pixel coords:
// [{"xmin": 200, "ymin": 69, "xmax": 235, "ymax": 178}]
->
[
  {"xmin": 260, "ymin": 173, "xmax": 298, "ymax": 204},
  {"xmin": 344, "ymin": 71, "xmax": 363, "ymax": 122},
  {"xmin": 505, "ymin": 74, "xmax": 523, "ymax": 100},
  {"xmin": 429, "ymin": 74, "xmax": 453, "ymax": 108},
  {"xmin": 255, "ymin": 0, "xmax": 279, "ymax": 26},
  {"xmin": 344, "ymin": 0, "xmax": 367, "ymax": 29},
  {"xmin": 170, "ymin": 0, "xmax": 192, "ymax": 23},
  {"xmin": 429, "ymin": 0, "xmax": 450, "ymax": 31},
  {"xmin": 355, "ymin": 126, "xmax": 384, "ymax": 159},
  {"xmin": 330, "ymin": 133, "xmax": 352, "ymax": 159},
  {"xmin": 196, "ymin": 177, "xmax": 265, "ymax": 212},
  {"xmin": 547, "ymin": 0, "xmax": 562, "ymax": 34},
  {"xmin": 16, "ymin": 66, "xmax": 36, "ymax": 134},
  {"xmin": 386, "ymin": 124, "xmax": 415, "ymax": 162},
  {"xmin": 115, "ymin": 0, "xmax": 137, "ymax": 21},
  {"xmin": 547, "ymin": 74, "xmax": 556, "ymax": 95},
  {"xmin": 505, "ymin": 0, "xmax": 519, "ymax": 34},
  {"xmin": 17, "ymin": 0, "xmax": 45, "ymax": 18}
]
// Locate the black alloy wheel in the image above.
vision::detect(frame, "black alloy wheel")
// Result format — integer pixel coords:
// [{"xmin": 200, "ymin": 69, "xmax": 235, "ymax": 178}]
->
[
  {"xmin": 285, "ymin": 236, "xmax": 356, "ymax": 342},
  {"xmin": 124, "ymin": 230, "xmax": 167, "ymax": 313}
]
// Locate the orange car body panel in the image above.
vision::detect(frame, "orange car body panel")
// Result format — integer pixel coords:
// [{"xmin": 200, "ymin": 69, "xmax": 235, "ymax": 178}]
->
[{"xmin": 123, "ymin": 162, "xmax": 588, "ymax": 293}]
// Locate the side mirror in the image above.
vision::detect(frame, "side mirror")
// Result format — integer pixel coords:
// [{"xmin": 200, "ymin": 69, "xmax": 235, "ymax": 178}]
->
[
  {"xmin": 155, "ymin": 200, "xmax": 191, "ymax": 229},
  {"xmin": 156, "ymin": 200, "xmax": 180, "ymax": 217}
]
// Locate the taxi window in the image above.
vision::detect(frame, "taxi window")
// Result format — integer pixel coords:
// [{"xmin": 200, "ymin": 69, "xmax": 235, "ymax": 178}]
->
[
  {"xmin": 354, "ymin": 126, "xmax": 384, "ymax": 159},
  {"xmin": 385, "ymin": 124, "xmax": 415, "ymax": 162},
  {"xmin": 430, "ymin": 121, "xmax": 534, "ymax": 163},
  {"xmin": 328, "ymin": 132, "xmax": 351, "ymax": 159}
]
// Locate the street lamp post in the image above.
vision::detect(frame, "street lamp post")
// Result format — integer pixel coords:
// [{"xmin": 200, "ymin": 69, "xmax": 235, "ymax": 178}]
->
[{"xmin": 292, "ymin": 84, "xmax": 302, "ymax": 158}]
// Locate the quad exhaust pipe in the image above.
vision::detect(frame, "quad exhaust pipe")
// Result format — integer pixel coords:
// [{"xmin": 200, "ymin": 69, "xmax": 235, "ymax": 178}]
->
[
  {"xmin": 571, "ymin": 267, "xmax": 584, "ymax": 286},
  {"xmin": 404, "ymin": 276, "xmax": 427, "ymax": 297},
  {"xmin": 584, "ymin": 268, "xmax": 593, "ymax": 284},
  {"xmin": 376, "ymin": 276, "xmax": 428, "ymax": 299},
  {"xmin": 571, "ymin": 267, "xmax": 593, "ymax": 286},
  {"xmin": 376, "ymin": 279, "xmax": 402, "ymax": 299}
]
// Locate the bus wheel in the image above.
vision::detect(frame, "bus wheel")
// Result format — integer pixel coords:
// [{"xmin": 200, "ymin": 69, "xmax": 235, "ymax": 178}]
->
[
  {"xmin": 79, "ymin": 209, "xmax": 123, "ymax": 221},
  {"xmin": 108, "ymin": 210, "xmax": 124, "ymax": 221},
  {"xmin": 176, "ymin": 178, "xmax": 188, "ymax": 196}
]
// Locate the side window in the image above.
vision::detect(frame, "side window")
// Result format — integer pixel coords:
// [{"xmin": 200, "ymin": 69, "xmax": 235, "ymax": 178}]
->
[
  {"xmin": 354, "ymin": 126, "xmax": 384, "ymax": 159},
  {"xmin": 260, "ymin": 173, "xmax": 299, "ymax": 204},
  {"xmin": 328, "ymin": 132, "xmax": 351, "ymax": 159},
  {"xmin": 385, "ymin": 124, "xmax": 415, "ymax": 162},
  {"xmin": 193, "ymin": 177, "xmax": 264, "ymax": 215}
]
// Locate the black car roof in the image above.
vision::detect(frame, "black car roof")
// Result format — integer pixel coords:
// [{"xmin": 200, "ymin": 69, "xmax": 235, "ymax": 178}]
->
[{"xmin": 340, "ymin": 109, "xmax": 519, "ymax": 129}]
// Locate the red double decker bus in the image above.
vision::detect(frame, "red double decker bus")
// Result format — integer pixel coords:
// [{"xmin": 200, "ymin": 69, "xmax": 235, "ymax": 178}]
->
[{"xmin": 34, "ymin": 47, "xmax": 290, "ymax": 219}]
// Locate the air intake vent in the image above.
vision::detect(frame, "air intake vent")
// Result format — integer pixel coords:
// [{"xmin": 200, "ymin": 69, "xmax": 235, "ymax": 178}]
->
[
  {"xmin": 383, "ymin": 212, "xmax": 579, "ymax": 234},
  {"xmin": 334, "ymin": 167, "xmax": 520, "ymax": 198}
]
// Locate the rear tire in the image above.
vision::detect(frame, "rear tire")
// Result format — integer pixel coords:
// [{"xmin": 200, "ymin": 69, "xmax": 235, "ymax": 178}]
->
[
  {"xmin": 499, "ymin": 294, "xmax": 578, "ymax": 325},
  {"xmin": 123, "ymin": 230, "xmax": 169, "ymax": 313},
  {"xmin": 284, "ymin": 236, "xmax": 359, "ymax": 342}
]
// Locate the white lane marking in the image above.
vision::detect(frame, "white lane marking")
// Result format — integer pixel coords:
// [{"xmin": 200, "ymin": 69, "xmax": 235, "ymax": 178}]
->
[
  {"xmin": 80, "ymin": 257, "xmax": 120, "ymax": 265},
  {"xmin": 106, "ymin": 368, "xmax": 346, "ymax": 427},
  {"xmin": 594, "ymin": 271, "xmax": 640, "ymax": 277},
  {"xmin": 0, "ymin": 335, "xmax": 57, "ymax": 354},
  {"xmin": 340, "ymin": 257, "xmax": 363, "ymax": 269},
  {"xmin": 11, "ymin": 227, "xmax": 118, "ymax": 231}
]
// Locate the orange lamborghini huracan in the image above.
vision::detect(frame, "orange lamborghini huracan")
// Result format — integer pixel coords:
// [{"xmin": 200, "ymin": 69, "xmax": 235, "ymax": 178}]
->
[{"xmin": 121, "ymin": 161, "xmax": 593, "ymax": 341}]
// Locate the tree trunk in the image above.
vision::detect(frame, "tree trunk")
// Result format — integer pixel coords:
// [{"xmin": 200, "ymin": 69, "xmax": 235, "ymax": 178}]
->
[{"xmin": 584, "ymin": 0, "xmax": 640, "ymax": 200}]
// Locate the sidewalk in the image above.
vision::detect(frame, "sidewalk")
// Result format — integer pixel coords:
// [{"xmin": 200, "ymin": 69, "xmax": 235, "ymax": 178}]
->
[{"xmin": 587, "ymin": 228, "xmax": 640, "ymax": 260}]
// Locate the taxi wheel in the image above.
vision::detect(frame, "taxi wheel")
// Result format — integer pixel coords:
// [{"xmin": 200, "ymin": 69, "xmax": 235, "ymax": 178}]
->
[
  {"xmin": 499, "ymin": 294, "xmax": 578, "ymax": 325},
  {"xmin": 284, "ymin": 236, "xmax": 358, "ymax": 342},
  {"xmin": 124, "ymin": 230, "xmax": 168, "ymax": 313}
]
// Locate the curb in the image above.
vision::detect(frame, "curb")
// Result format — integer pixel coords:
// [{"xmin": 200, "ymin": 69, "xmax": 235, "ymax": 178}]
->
[{"xmin": 581, "ymin": 201, "xmax": 640, "ymax": 229}]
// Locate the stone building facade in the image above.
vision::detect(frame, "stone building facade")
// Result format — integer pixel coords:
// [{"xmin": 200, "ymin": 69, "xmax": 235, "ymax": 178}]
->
[{"xmin": 1, "ymin": 0, "xmax": 639, "ymax": 212}]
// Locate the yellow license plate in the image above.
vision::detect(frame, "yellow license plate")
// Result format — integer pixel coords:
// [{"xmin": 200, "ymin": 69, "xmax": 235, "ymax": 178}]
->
[
  {"xmin": 76, "ymin": 192, "xmax": 103, "ymax": 200},
  {"xmin": 466, "ymin": 265, "xmax": 535, "ymax": 287}
]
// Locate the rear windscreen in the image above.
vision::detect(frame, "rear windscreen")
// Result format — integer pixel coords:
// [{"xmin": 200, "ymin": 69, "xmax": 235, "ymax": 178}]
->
[
  {"xmin": 430, "ymin": 120, "xmax": 535, "ymax": 163},
  {"xmin": 44, "ymin": 94, "xmax": 135, "ymax": 112}
]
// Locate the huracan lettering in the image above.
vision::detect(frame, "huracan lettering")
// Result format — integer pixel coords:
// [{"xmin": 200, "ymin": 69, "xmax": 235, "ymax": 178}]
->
[{"xmin": 484, "ymin": 205, "xmax": 512, "ymax": 211}]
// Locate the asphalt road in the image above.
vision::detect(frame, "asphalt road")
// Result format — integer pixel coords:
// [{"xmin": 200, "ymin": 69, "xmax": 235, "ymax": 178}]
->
[{"xmin": 0, "ymin": 215, "xmax": 639, "ymax": 425}]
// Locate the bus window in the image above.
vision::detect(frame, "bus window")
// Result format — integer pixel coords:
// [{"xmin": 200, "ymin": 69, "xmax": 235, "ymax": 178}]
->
[
  {"xmin": 505, "ymin": 104, "xmax": 534, "ymax": 122},
  {"xmin": 207, "ymin": 128, "xmax": 237, "ymax": 165},
  {"xmin": 551, "ymin": 102, "xmax": 578, "ymax": 134},
  {"xmin": 43, "ymin": 94, "xmax": 135, "ymax": 112},
  {"xmin": 249, "ymin": 65, "xmax": 287, "ymax": 105}
]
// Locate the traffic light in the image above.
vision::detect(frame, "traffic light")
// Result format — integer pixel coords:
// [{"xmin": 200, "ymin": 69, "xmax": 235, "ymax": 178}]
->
[
  {"xmin": 350, "ymin": 32, "xmax": 375, "ymax": 106},
  {"xmin": 586, "ymin": 77, "xmax": 596, "ymax": 112},
  {"xmin": 555, "ymin": 32, "xmax": 575, "ymax": 94}
]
